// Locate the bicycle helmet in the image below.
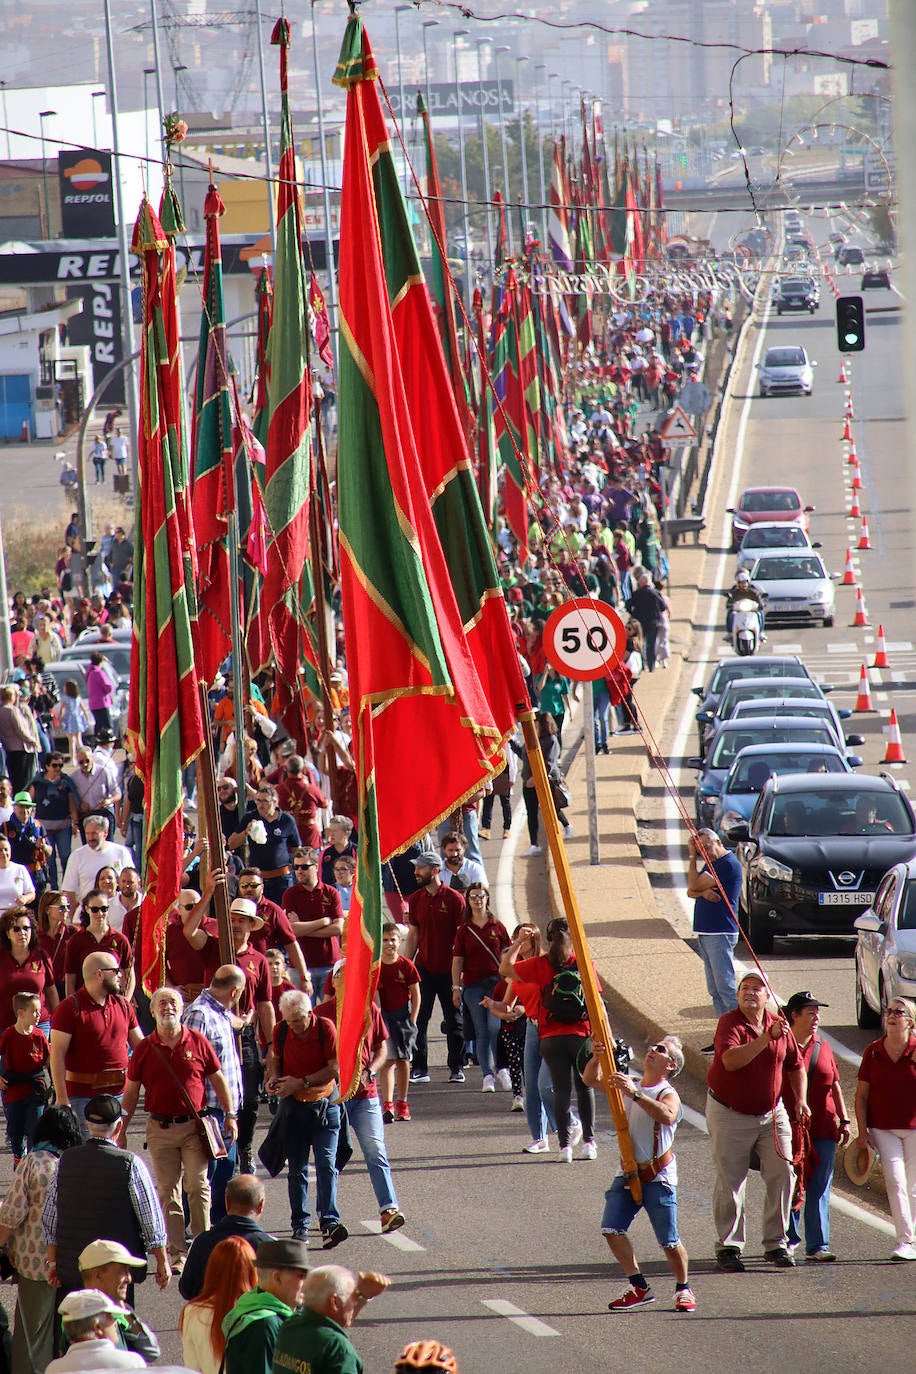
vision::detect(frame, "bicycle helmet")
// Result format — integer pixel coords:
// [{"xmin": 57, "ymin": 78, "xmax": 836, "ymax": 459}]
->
[{"xmin": 394, "ymin": 1341, "xmax": 459, "ymax": 1374}]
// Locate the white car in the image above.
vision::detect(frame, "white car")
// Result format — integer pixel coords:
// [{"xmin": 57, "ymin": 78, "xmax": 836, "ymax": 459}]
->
[
  {"xmin": 758, "ymin": 345, "xmax": 816, "ymax": 397},
  {"xmin": 749, "ymin": 552, "xmax": 837, "ymax": 626},
  {"xmin": 736, "ymin": 521, "xmax": 820, "ymax": 573},
  {"xmin": 854, "ymin": 861, "xmax": 916, "ymax": 1027}
]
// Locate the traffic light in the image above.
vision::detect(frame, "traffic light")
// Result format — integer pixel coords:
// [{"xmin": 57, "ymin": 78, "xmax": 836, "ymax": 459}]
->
[{"xmin": 836, "ymin": 295, "xmax": 865, "ymax": 353}]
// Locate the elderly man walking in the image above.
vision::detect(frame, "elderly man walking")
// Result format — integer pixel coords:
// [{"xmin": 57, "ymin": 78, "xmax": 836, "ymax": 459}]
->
[{"xmin": 183, "ymin": 965, "xmax": 246, "ymax": 1221}]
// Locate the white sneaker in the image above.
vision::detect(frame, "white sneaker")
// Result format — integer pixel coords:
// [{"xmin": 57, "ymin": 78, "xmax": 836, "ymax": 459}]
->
[
  {"xmin": 579, "ymin": 1140, "xmax": 597, "ymax": 1160},
  {"xmin": 892, "ymin": 1243, "xmax": 916, "ymax": 1261},
  {"xmin": 523, "ymin": 845, "xmax": 543, "ymax": 856},
  {"xmin": 481, "ymin": 1075, "xmax": 496, "ymax": 1092},
  {"xmin": 523, "ymin": 1138, "xmax": 549, "ymax": 1153},
  {"xmin": 495, "ymin": 1068, "xmax": 512, "ymax": 1092},
  {"xmin": 558, "ymin": 1145, "xmax": 573, "ymax": 1163},
  {"xmin": 568, "ymin": 1119, "xmax": 584, "ymax": 1148},
  {"xmin": 564, "ymin": 824, "xmax": 573, "ymax": 838},
  {"xmin": 511, "ymin": 1094, "xmax": 525, "ymax": 1112}
]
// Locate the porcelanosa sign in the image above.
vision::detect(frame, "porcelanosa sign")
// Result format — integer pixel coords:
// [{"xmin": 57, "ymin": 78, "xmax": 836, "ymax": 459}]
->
[{"xmin": 385, "ymin": 80, "xmax": 514, "ymax": 120}]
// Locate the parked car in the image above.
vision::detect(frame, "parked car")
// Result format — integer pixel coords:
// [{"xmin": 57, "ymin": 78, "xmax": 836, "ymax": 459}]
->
[
  {"xmin": 727, "ymin": 774, "xmax": 916, "ymax": 954},
  {"xmin": 43, "ymin": 660, "xmax": 129, "ymax": 750},
  {"xmin": 688, "ymin": 716, "xmax": 840, "ymax": 827},
  {"xmin": 713, "ymin": 741, "xmax": 854, "ymax": 837},
  {"xmin": 61, "ymin": 643, "xmax": 132, "ymax": 682},
  {"xmin": 854, "ymin": 860, "xmax": 916, "ymax": 1027},
  {"xmin": 691, "ymin": 655, "xmax": 812, "ymax": 756}
]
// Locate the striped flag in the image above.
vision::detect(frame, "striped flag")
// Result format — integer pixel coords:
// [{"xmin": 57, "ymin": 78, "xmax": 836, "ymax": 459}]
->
[
  {"xmin": 332, "ymin": 14, "xmax": 505, "ymax": 1094},
  {"xmin": 548, "ymin": 139, "xmax": 573, "ymax": 270}
]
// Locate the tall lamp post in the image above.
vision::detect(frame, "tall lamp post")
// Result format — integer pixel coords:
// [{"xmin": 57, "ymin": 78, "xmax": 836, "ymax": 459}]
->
[
  {"xmin": 516, "ymin": 55, "xmax": 531, "ymax": 243},
  {"xmin": 548, "ymin": 72, "xmax": 560, "ymax": 139},
  {"xmin": 1, "ymin": 83, "xmax": 10, "ymax": 160},
  {"xmin": 394, "ymin": 4, "xmax": 412, "ymax": 193},
  {"xmin": 143, "ymin": 68, "xmax": 156, "ymax": 174},
  {"xmin": 493, "ymin": 44, "xmax": 512, "ymax": 257},
  {"xmin": 92, "ymin": 90, "xmax": 106, "ymax": 148},
  {"xmin": 310, "ymin": 0, "xmax": 339, "ymax": 372},
  {"xmin": 172, "ymin": 64, "xmax": 188, "ymax": 208},
  {"xmin": 422, "ymin": 19, "xmax": 439, "ymax": 118},
  {"xmin": 453, "ymin": 27, "xmax": 473, "ymax": 312},
  {"xmin": 39, "ymin": 110, "xmax": 56, "ymax": 240},
  {"xmin": 534, "ymin": 62, "xmax": 549, "ymax": 249},
  {"xmin": 475, "ymin": 37, "xmax": 494, "ymax": 274}
]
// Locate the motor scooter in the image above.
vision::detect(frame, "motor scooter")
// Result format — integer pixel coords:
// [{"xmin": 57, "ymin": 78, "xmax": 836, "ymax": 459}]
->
[{"xmin": 728, "ymin": 596, "xmax": 765, "ymax": 656}]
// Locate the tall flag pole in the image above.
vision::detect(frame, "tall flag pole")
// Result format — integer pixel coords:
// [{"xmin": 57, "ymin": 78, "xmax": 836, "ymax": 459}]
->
[
  {"xmin": 128, "ymin": 187, "xmax": 206, "ymax": 994},
  {"xmin": 244, "ymin": 267, "xmax": 272, "ymax": 676},
  {"xmin": 261, "ymin": 18, "xmax": 317, "ymax": 730},
  {"xmin": 474, "ymin": 287, "xmax": 498, "ymax": 533},
  {"xmin": 332, "ymin": 12, "xmax": 505, "ymax": 1094}
]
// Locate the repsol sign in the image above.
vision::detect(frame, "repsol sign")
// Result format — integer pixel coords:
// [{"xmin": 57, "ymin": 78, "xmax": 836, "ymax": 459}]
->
[{"xmin": 57, "ymin": 149, "xmax": 116, "ymax": 239}]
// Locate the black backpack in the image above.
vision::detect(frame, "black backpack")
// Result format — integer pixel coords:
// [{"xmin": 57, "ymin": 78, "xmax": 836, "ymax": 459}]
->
[{"xmin": 541, "ymin": 967, "xmax": 587, "ymax": 1024}]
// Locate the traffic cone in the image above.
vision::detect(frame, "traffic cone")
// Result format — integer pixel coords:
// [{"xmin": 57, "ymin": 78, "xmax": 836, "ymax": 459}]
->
[
  {"xmin": 847, "ymin": 438, "xmax": 857, "ymax": 465},
  {"xmin": 845, "ymin": 392, "xmax": 854, "ymax": 418},
  {"xmin": 841, "ymin": 547, "xmax": 856, "ymax": 585},
  {"xmin": 854, "ymin": 663, "xmax": 875, "ymax": 711},
  {"xmin": 851, "ymin": 457, "xmax": 862, "ymax": 491},
  {"xmin": 849, "ymin": 489, "xmax": 861, "ymax": 519},
  {"xmin": 841, "ymin": 417, "xmax": 852, "ymax": 442},
  {"xmin": 838, "ymin": 360, "xmax": 848, "ymax": 383},
  {"xmin": 858, "ymin": 515, "xmax": 872, "ymax": 550},
  {"xmin": 884, "ymin": 710, "xmax": 907, "ymax": 764},
  {"xmin": 872, "ymin": 625, "xmax": 890, "ymax": 668},
  {"xmin": 853, "ymin": 588, "xmax": 869, "ymax": 627}
]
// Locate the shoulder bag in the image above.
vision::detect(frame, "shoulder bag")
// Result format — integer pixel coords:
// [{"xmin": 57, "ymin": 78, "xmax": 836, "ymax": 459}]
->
[{"xmin": 149, "ymin": 1041, "xmax": 227, "ymax": 1161}]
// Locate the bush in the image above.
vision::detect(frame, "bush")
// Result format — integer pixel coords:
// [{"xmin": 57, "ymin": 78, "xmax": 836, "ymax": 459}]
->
[{"xmin": 3, "ymin": 510, "xmax": 63, "ymax": 599}]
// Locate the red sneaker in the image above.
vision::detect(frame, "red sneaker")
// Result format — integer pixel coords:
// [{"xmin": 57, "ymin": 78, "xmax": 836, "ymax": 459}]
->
[
  {"xmin": 395, "ymin": 1100, "xmax": 411, "ymax": 1122},
  {"xmin": 382, "ymin": 1102, "xmax": 394, "ymax": 1123},
  {"xmin": 608, "ymin": 1286, "xmax": 655, "ymax": 1313}
]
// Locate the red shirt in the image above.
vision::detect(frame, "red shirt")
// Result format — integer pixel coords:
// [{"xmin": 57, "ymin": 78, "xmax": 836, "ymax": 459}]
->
[
  {"xmin": 65, "ymin": 928, "xmax": 132, "ymax": 989},
  {"xmin": 0, "ymin": 1025, "xmax": 49, "ymax": 1103},
  {"xmin": 407, "ymin": 884, "xmax": 466, "ymax": 976},
  {"xmin": 782, "ymin": 1035, "xmax": 842, "ymax": 1139},
  {"xmin": 282, "ymin": 883, "xmax": 343, "ymax": 970},
  {"xmin": 314, "ymin": 997, "xmax": 384, "ymax": 1100},
  {"xmin": 513, "ymin": 954, "xmax": 590, "ymax": 1040},
  {"xmin": 272, "ymin": 1013, "xmax": 337, "ymax": 1080},
  {"xmin": 39, "ymin": 926, "xmax": 73, "ymax": 988},
  {"xmin": 247, "ymin": 898, "xmax": 298, "ymax": 957},
  {"xmin": 127, "ymin": 1025, "xmax": 221, "ymax": 1116},
  {"xmin": 276, "ymin": 777, "xmax": 328, "ymax": 850},
  {"xmin": 229, "ymin": 944, "xmax": 270, "ymax": 1017},
  {"xmin": 452, "ymin": 919, "xmax": 510, "ymax": 987},
  {"xmin": 165, "ymin": 915, "xmax": 220, "ymax": 991},
  {"xmin": 377, "ymin": 956, "xmax": 419, "ymax": 1013},
  {"xmin": 858, "ymin": 1035, "xmax": 916, "ymax": 1130},
  {"xmin": 707, "ymin": 1008, "xmax": 801, "ymax": 1116},
  {"xmin": 0, "ymin": 948, "xmax": 56, "ymax": 1028},
  {"xmin": 269, "ymin": 978, "xmax": 296, "ymax": 1016},
  {"xmin": 50, "ymin": 988, "xmax": 138, "ymax": 1094}
]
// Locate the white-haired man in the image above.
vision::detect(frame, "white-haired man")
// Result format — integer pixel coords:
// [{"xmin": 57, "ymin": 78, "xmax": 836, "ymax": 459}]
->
[
  {"xmin": 120, "ymin": 986, "xmax": 237, "ymax": 1273},
  {"xmin": 272, "ymin": 1264, "xmax": 390, "ymax": 1374},
  {"xmin": 61, "ymin": 814, "xmax": 132, "ymax": 905}
]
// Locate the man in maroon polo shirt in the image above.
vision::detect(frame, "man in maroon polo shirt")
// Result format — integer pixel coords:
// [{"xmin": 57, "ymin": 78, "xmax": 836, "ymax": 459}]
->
[
  {"xmin": 282, "ymin": 848, "xmax": 344, "ymax": 997},
  {"xmin": 706, "ymin": 970, "xmax": 809, "ymax": 1273},
  {"xmin": 275, "ymin": 755, "xmax": 328, "ymax": 851},
  {"xmin": 165, "ymin": 886, "xmax": 220, "ymax": 1001},
  {"xmin": 50, "ymin": 949, "xmax": 143, "ymax": 1135},
  {"xmin": 236, "ymin": 868, "xmax": 308, "ymax": 984},
  {"xmin": 121, "ymin": 985, "xmax": 238, "ymax": 1272},
  {"xmin": 404, "ymin": 851, "xmax": 466, "ymax": 1084}
]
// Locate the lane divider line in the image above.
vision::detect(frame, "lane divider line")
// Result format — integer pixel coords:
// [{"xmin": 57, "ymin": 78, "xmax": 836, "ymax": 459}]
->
[
  {"xmin": 361, "ymin": 1219, "xmax": 426, "ymax": 1252},
  {"xmin": 481, "ymin": 1299, "xmax": 560, "ymax": 1337}
]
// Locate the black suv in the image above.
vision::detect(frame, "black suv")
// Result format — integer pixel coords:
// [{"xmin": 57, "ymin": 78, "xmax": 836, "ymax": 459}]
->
[
  {"xmin": 725, "ymin": 774, "xmax": 916, "ymax": 953},
  {"xmin": 775, "ymin": 279, "xmax": 817, "ymax": 314}
]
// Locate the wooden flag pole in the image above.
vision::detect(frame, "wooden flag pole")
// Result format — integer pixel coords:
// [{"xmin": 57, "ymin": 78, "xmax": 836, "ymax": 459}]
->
[
  {"xmin": 519, "ymin": 707, "xmax": 642, "ymax": 1201},
  {"xmin": 309, "ymin": 393, "xmax": 344, "ymax": 816},
  {"xmin": 197, "ymin": 683, "xmax": 234, "ymax": 966}
]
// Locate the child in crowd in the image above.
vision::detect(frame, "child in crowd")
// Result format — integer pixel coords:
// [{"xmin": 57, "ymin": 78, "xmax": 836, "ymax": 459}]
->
[
  {"xmin": 265, "ymin": 947, "xmax": 296, "ymax": 1015},
  {"xmin": 377, "ymin": 924, "xmax": 420, "ymax": 1124},
  {"xmin": 333, "ymin": 854, "xmax": 355, "ymax": 914},
  {"xmin": 0, "ymin": 992, "xmax": 50, "ymax": 1165},
  {"xmin": 58, "ymin": 679, "xmax": 91, "ymax": 766}
]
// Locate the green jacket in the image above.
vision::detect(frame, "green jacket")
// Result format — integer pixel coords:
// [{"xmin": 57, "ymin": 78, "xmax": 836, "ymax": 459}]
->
[
  {"xmin": 272, "ymin": 1309, "xmax": 363, "ymax": 1374},
  {"xmin": 223, "ymin": 1288, "xmax": 292, "ymax": 1374}
]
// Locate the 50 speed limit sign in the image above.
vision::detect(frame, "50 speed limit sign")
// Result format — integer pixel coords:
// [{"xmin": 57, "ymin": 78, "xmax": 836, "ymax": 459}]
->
[{"xmin": 542, "ymin": 598, "xmax": 627, "ymax": 682}]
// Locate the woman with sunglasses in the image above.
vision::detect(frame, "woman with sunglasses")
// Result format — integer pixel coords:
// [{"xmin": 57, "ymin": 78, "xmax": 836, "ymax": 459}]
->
[
  {"xmin": 0, "ymin": 908, "xmax": 57, "ymax": 1034},
  {"xmin": 854, "ymin": 997, "xmax": 916, "ymax": 1260},
  {"xmin": 36, "ymin": 888, "xmax": 74, "ymax": 993},
  {"xmin": 63, "ymin": 888, "xmax": 133, "ymax": 998}
]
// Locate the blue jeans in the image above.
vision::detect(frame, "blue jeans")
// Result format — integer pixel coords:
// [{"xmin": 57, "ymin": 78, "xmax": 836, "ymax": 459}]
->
[
  {"xmin": 462, "ymin": 980, "xmax": 500, "ymax": 1080},
  {"xmin": 3, "ymin": 1095, "xmax": 41, "ymax": 1158},
  {"xmin": 697, "ymin": 931, "xmax": 739, "ymax": 1018},
  {"xmin": 602, "ymin": 1175, "xmax": 680, "ymax": 1249},
  {"xmin": 285, "ymin": 1098, "xmax": 341, "ymax": 1231},
  {"xmin": 524, "ymin": 1019, "xmax": 558, "ymax": 1142},
  {"xmin": 788, "ymin": 1137, "xmax": 836, "ymax": 1254},
  {"xmin": 593, "ymin": 683, "xmax": 612, "ymax": 750},
  {"xmin": 207, "ymin": 1108, "xmax": 238, "ymax": 1222},
  {"xmin": 344, "ymin": 1096, "xmax": 398, "ymax": 1211},
  {"xmin": 46, "ymin": 828, "xmax": 72, "ymax": 888}
]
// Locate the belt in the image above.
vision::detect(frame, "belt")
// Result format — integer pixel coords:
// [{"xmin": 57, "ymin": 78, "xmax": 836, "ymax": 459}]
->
[
  {"xmin": 150, "ymin": 1114, "xmax": 195, "ymax": 1127},
  {"xmin": 259, "ymin": 865, "xmax": 291, "ymax": 880},
  {"xmin": 66, "ymin": 1068, "xmax": 126, "ymax": 1088},
  {"xmin": 637, "ymin": 1148, "xmax": 674, "ymax": 1183}
]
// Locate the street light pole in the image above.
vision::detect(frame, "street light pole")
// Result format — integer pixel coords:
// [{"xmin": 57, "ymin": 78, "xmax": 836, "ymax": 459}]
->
[
  {"xmin": 534, "ymin": 63, "xmax": 548, "ymax": 250},
  {"xmin": 143, "ymin": 69, "xmax": 155, "ymax": 177},
  {"xmin": 493, "ymin": 44, "xmax": 512, "ymax": 256},
  {"xmin": 311, "ymin": 0, "xmax": 339, "ymax": 372},
  {"xmin": 475, "ymin": 37, "xmax": 494, "ymax": 275},
  {"xmin": 1, "ymin": 83, "xmax": 10, "ymax": 160},
  {"xmin": 422, "ymin": 20, "xmax": 439, "ymax": 119},
  {"xmin": 253, "ymin": 0, "xmax": 277, "ymax": 252},
  {"xmin": 516, "ymin": 55, "xmax": 531, "ymax": 244},
  {"xmin": 92, "ymin": 90, "xmax": 106, "ymax": 148},
  {"xmin": 39, "ymin": 111, "xmax": 56, "ymax": 240},
  {"xmin": 172, "ymin": 64, "xmax": 188, "ymax": 209},
  {"xmin": 453, "ymin": 27, "xmax": 472, "ymax": 313},
  {"xmin": 394, "ymin": 4, "xmax": 412, "ymax": 194}
]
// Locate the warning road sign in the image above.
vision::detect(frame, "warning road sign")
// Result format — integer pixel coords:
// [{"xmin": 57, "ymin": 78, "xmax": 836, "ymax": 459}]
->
[
  {"xmin": 542, "ymin": 598, "xmax": 627, "ymax": 682},
  {"xmin": 659, "ymin": 404, "xmax": 697, "ymax": 447}
]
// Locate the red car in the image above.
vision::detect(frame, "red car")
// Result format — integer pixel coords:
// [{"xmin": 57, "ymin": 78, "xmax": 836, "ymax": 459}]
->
[{"xmin": 727, "ymin": 486, "xmax": 813, "ymax": 552}]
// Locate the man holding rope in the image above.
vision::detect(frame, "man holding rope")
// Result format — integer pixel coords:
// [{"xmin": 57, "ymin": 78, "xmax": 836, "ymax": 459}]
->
[
  {"xmin": 706, "ymin": 970, "xmax": 809, "ymax": 1272},
  {"xmin": 687, "ymin": 829, "xmax": 742, "ymax": 1042}
]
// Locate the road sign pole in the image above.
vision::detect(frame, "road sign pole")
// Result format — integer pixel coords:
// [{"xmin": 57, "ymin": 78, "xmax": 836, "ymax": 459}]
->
[{"xmin": 583, "ymin": 678, "xmax": 600, "ymax": 866}]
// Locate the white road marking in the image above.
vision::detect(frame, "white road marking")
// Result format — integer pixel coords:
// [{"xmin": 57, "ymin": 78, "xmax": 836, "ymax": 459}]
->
[
  {"xmin": 481, "ymin": 1299, "xmax": 560, "ymax": 1337},
  {"xmin": 361, "ymin": 1219, "xmax": 426, "ymax": 1251}
]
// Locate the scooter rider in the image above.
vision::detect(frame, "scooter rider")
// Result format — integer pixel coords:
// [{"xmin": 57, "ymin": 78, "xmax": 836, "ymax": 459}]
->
[{"xmin": 725, "ymin": 570, "xmax": 767, "ymax": 639}]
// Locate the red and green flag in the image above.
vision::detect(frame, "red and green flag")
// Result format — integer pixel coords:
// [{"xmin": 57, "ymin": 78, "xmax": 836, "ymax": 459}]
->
[
  {"xmin": 128, "ymin": 193, "xmax": 206, "ymax": 994},
  {"xmin": 332, "ymin": 14, "xmax": 506, "ymax": 1094},
  {"xmin": 244, "ymin": 267, "xmax": 273, "ymax": 675}
]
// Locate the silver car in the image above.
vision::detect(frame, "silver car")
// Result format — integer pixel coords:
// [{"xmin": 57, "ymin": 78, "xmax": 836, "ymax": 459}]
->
[
  {"xmin": 854, "ymin": 861, "xmax": 916, "ymax": 1026},
  {"xmin": 758, "ymin": 345, "xmax": 816, "ymax": 397}
]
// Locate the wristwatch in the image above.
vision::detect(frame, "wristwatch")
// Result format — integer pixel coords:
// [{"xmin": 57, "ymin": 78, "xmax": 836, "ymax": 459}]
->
[{"xmin": 632, "ymin": 1088, "xmax": 643, "ymax": 1102}]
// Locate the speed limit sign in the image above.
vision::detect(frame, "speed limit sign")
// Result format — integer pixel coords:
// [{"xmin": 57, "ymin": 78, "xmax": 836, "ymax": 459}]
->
[{"xmin": 542, "ymin": 598, "xmax": 627, "ymax": 682}]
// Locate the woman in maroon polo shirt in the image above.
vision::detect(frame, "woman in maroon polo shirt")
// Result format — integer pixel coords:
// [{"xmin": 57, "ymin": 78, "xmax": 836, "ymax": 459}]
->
[
  {"xmin": 451, "ymin": 885, "xmax": 510, "ymax": 1093},
  {"xmin": 855, "ymin": 996, "xmax": 916, "ymax": 1260},
  {"xmin": 36, "ymin": 889, "xmax": 73, "ymax": 993},
  {"xmin": 0, "ymin": 908, "xmax": 57, "ymax": 1034},
  {"xmin": 64, "ymin": 888, "xmax": 133, "ymax": 998}
]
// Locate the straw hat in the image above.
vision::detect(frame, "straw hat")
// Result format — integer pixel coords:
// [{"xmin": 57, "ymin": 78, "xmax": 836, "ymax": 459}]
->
[{"xmin": 843, "ymin": 1137, "xmax": 877, "ymax": 1187}]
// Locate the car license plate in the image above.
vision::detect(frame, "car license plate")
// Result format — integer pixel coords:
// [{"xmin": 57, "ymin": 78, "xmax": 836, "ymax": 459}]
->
[
  {"xmin": 818, "ymin": 891, "xmax": 876, "ymax": 906},
  {"xmin": 769, "ymin": 601, "xmax": 800, "ymax": 613}
]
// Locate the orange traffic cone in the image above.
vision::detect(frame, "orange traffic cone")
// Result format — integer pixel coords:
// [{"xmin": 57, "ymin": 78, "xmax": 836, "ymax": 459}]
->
[
  {"xmin": 838, "ymin": 360, "xmax": 848, "ymax": 383},
  {"xmin": 847, "ymin": 438, "xmax": 857, "ymax": 465},
  {"xmin": 841, "ymin": 417, "xmax": 852, "ymax": 442},
  {"xmin": 845, "ymin": 394, "xmax": 855, "ymax": 419},
  {"xmin": 849, "ymin": 489, "xmax": 861, "ymax": 519},
  {"xmin": 852, "ymin": 588, "xmax": 869, "ymax": 627},
  {"xmin": 854, "ymin": 663, "xmax": 875, "ymax": 711},
  {"xmin": 858, "ymin": 515, "xmax": 872, "ymax": 550},
  {"xmin": 884, "ymin": 710, "xmax": 907, "ymax": 763},
  {"xmin": 851, "ymin": 458, "xmax": 862, "ymax": 491},
  {"xmin": 841, "ymin": 548, "xmax": 856, "ymax": 585},
  {"xmin": 872, "ymin": 625, "xmax": 890, "ymax": 669}
]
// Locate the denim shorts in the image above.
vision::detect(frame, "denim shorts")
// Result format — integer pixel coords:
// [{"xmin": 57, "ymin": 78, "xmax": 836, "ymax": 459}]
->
[{"xmin": 601, "ymin": 1174, "xmax": 680, "ymax": 1249}]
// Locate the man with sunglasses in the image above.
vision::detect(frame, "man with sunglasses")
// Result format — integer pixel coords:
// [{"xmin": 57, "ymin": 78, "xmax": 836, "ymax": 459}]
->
[
  {"xmin": 50, "ymin": 951, "xmax": 142, "ymax": 1135},
  {"xmin": 583, "ymin": 1035, "xmax": 694, "ymax": 1312},
  {"xmin": 282, "ymin": 849, "xmax": 344, "ymax": 998},
  {"xmin": 235, "ymin": 869, "xmax": 308, "ymax": 984}
]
